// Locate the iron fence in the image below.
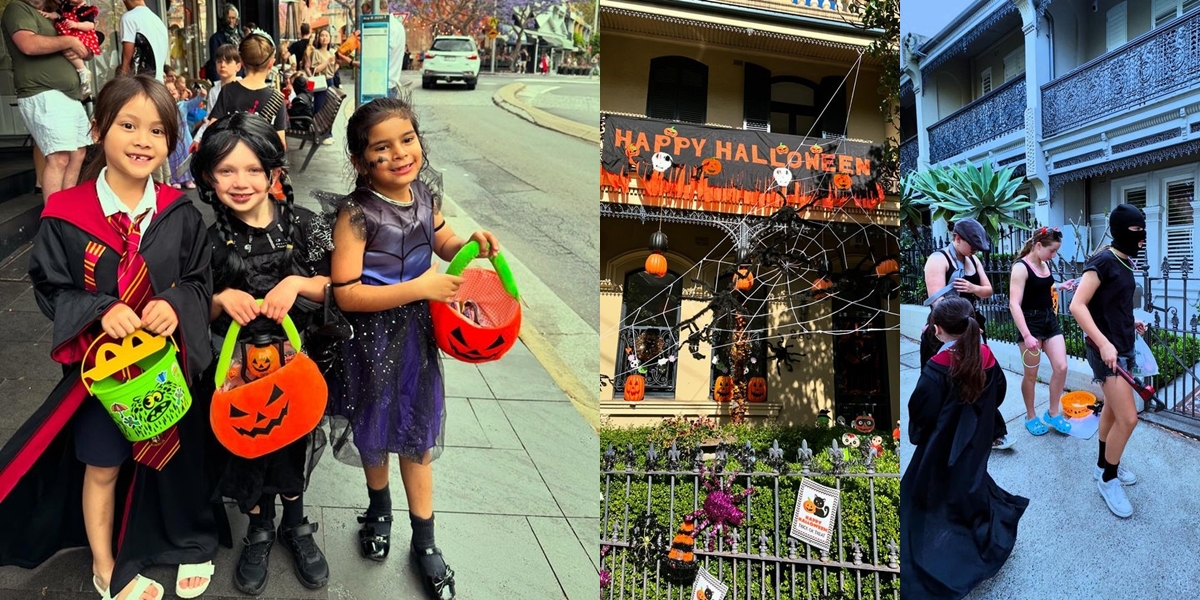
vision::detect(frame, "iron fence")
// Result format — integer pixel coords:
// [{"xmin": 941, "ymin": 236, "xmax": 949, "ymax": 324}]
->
[
  {"xmin": 901, "ymin": 226, "xmax": 1200, "ymax": 421},
  {"xmin": 600, "ymin": 440, "xmax": 900, "ymax": 600}
]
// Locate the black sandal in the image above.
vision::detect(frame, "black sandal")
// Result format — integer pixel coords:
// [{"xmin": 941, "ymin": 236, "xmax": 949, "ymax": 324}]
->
[
  {"xmin": 356, "ymin": 514, "xmax": 392, "ymax": 561},
  {"xmin": 411, "ymin": 545, "xmax": 456, "ymax": 599}
]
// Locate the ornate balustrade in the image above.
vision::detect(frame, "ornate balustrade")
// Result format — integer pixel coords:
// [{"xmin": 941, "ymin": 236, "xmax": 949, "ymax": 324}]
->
[
  {"xmin": 927, "ymin": 75, "xmax": 1025, "ymax": 164},
  {"xmin": 900, "ymin": 136, "xmax": 917, "ymax": 175}
]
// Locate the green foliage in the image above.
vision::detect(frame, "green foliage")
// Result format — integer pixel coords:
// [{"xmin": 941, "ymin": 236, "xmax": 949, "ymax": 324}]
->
[
  {"xmin": 898, "ymin": 172, "xmax": 924, "ymax": 234},
  {"xmin": 906, "ymin": 161, "xmax": 1033, "ymax": 240},
  {"xmin": 847, "ymin": 0, "xmax": 899, "ymax": 191},
  {"xmin": 601, "ymin": 420, "xmax": 900, "ymax": 600},
  {"xmin": 1146, "ymin": 329, "xmax": 1200, "ymax": 385},
  {"xmin": 590, "ymin": 32, "xmax": 600, "ymax": 54}
]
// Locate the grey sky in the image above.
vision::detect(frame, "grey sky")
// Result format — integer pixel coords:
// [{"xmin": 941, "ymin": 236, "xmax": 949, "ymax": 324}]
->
[{"xmin": 900, "ymin": 0, "xmax": 975, "ymax": 39}]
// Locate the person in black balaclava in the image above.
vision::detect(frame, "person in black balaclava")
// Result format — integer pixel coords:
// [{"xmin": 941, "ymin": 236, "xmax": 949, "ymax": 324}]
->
[
  {"xmin": 1069, "ymin": 203, "xmax": 1148, "ymax": 519},
  {"xmin": 205, "ymin": 3, "xmax": 243, "ymax": 81}
]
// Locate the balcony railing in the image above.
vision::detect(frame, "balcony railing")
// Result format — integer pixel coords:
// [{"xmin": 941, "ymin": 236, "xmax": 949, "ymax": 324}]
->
[
  {"xmin": 701, "ymin": 0, "xmax": 862, "ymax": 23},
  {"xmin": 1042, "ymin": 9, "xmax": 1200, "ymax": 138},
  {"xmin": 927, "ymin": 75, "xmax": 1025, "ymax": 164},
  {"xmin": 900, "ymin": 136, "xmax": 918, "ymax": 175}
]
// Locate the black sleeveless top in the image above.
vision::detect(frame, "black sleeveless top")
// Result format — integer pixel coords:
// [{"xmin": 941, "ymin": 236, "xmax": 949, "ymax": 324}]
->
[
  {"xmin": 940, "ymin": 249, "xmax": 982, "ymax": 305},
  {"xmin": 1018, "ymin": 259, "xmax": 1054, "ymax": 311}
]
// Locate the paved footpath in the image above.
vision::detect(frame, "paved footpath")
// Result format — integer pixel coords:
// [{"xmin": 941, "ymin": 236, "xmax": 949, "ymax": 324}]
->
[
  {"xmin": 899, "ymin": 337, "xmax": 1200, "ymax": 599},
  {"xmin": 0, "ymin": 88, "xmax": 598, "ymax": 599}
]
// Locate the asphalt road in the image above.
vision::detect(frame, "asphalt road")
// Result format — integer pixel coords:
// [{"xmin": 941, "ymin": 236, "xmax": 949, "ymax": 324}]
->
[
  {"xmin": 408, "ymin": 74, "xmax": 600, "ymax": 332},
  {"xmin": 514, "ymin": 78, "xmax": 601, "ymax": 126}
]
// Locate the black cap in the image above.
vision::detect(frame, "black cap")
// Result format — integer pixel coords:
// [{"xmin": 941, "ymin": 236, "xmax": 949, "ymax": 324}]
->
[{"xmin": 951, "ymin": 217, "xmax": 990, "ymax": 252}]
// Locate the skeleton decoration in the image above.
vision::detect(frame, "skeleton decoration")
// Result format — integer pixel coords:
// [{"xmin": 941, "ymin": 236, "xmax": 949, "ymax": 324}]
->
[{"xmin": 651, "ymin": 152, "xmax": 674, "ymax": 173}]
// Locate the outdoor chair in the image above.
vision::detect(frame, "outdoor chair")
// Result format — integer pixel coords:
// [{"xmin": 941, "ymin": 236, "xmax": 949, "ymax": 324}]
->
[{"xmin": 286, "ymin": 87, "xmax": 346, "ymax": 173}]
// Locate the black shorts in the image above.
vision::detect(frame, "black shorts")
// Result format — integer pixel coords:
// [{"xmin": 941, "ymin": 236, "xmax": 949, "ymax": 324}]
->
[
  {"xmin": 1021, "ymin": 308, "xmax": 1063, "ymax": 341},
  {"xmin": 1084, "ymin": 344, "xmax": 1137, "ymax": 385},
  {"xmin": 74, "ymin": 397, "xmax": 132, "ymax": 467}
]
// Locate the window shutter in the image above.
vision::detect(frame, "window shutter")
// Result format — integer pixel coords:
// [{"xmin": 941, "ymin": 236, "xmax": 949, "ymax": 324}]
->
[
  {"xmin": 1125, "ymin": 187, "xmax": 1147, "ymax": 210},
  {"xmin": 645, "ymin": 57, "xmax": 708, "ymax": 124},
  {"xmin": 646, "ymin": 61, "xmax": 680, "ymax": 121},
  {"xmin": 743, "ymin": 63, "xmax": 771, "ymax": 130},
  {"xmin": 1184, "ymin": 0, "xmax": 1200, "ymax": 15},
  {"xmin": 1003, "ymin": 49, "xmax": 1025, "ymax": 81},
  {"xmin": 980, "ymin": 68, "xmax": 993, "ymax": 95},
  {"xmin": 1107, "ymin": 2, "xmax": 1127, "ymax": 51},
  {"xmin": 1164, "ymin": 180, "xmax": 1194, "ymax": 269},
  {"xmin": 1153, "ymin": 0, "xmax": 1177, "ymax": 27},
  {"xmin": 677, "ymin": 66, "xmax": 708, "ymax": 124}
]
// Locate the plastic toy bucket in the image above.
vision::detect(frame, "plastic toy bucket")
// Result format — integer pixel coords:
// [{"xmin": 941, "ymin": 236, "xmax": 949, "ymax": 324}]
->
[
  {"xmin": 81, "ymin": 331, "xmax": 192, "ymax": 442},
  {"xmin": 430, "ymin": 241, "xmax": 521, "ymax": 364},
  {"xmin": 1061, "ymin": 390, "xmax": 1097, "ymax": 419}
]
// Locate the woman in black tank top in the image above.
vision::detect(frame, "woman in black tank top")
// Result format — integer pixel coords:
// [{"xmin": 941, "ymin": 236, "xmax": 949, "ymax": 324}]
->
[{"xmin": 1009, "ymin": 227, "xmax": 1070, "ymax": 436}]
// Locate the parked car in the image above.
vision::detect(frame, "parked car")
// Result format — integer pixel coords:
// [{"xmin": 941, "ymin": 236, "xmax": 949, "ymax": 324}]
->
[{"xmin": 421, "ymin": 36, "xmax": 481, "ymax": 90}]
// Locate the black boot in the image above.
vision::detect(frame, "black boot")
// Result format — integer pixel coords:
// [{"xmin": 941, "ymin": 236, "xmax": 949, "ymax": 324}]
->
[
  {"xmin": 233, "ymin": 528, "xmax": 275, "ymax": 595},
  {"xmin": 411, "ymin": 544, "xmax": 456, "ymax": 599},
  {"xmin": 278, "ymin": 519, "xmax": 330, "ymax": 589}
]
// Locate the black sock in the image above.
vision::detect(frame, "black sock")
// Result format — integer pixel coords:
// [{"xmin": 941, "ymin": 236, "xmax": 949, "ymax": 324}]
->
[
  {"xmin": 1102, "ymin": 461, "xmax": 1119, "ymax": 483},
  {"xmin": 281, "ymin": 494, "xmax": 305, "ymax": 529},
  {"xmin": 248, "ymin": 494, "xmax": 276, "ymax": 532},
  {"xmin": 1098, "ymin": 440, "xmax": 1109, "ymax": 470},
  {"xmin": 410, "ymin": 513, "xmax": 435, "ymax": 550},
  {"xmin": 366, "ymin": 484, "xmax": 392, "ymax": 536}
]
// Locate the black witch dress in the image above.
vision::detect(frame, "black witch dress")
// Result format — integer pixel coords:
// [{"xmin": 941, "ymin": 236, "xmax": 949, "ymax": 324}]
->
[
  {"xmin": 209, "ymin": 203, "xmax": 332, "ymax": 513},
  {"xmin": 900, "ymin": 344, "xmax": 1028, "ymax": 599}
]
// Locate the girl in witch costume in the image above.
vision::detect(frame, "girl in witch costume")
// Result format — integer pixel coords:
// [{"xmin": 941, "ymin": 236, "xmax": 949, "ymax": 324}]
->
[
  {"xmin": 192, "ymin": 112, "xmax": 332, "ymax": 594},
  {"xmin": 1069, "ymin": 204, "xmax": 1148, "ymax": 518},
  {"xmin": 0, "ymin": 76, "xmax": 221, "ymax": 600},
  {"xmin": 901, "ymin": 297, "xmax": 1028, "ymax": 600},
  {"xmin": 326, "ymin": 97, "xmax": 500, "ymax": 600},
  {"xmin": 1008, "ymin": 226, "xmax": 1072, "ymax": 437}
]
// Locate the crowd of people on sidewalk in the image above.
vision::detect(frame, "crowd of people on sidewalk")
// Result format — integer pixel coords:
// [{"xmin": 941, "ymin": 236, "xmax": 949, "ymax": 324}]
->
[
  {"xmin": 901, "ymin": 207, "xmax": 1153, "ymax": 599},
  {"xmin": 0, "ymin": 1, "xmax": 496, "ymax": 599}
]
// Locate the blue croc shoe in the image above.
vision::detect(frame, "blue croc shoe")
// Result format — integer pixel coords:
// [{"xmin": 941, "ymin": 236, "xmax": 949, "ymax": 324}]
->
[
  {"xmin": 1024, "ymin": 416, "xmax": 1048, "ymax": 436},
  {"xmin": 1043, "ymin": 410, "xmax": 1072, "ymax": 434}
]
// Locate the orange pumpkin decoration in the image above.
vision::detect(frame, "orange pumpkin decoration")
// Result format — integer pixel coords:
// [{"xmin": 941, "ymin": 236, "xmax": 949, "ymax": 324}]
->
[
  {"xmin": 624, "ymin": 374, "xmax": 645, "ymax": 402},
  {"xmin": 713, "ymin": 375, "xmax": 733, "ymax": 402},
  {"xmin": 734, "ymin": 267, "xmax": 753, "ymax": 291},
  {"xmin": 747, "ymin": 376, "xmax": 767, "ymax": 402},
  {"xmin": 645, "ymin": 252, "xmax": 668, "ymax": 278},
  {"xmin": 875, "ymin": 259, "xmax": 899, "ymax": 277},
  {"xmin": 812, "ymin": 277, "xmax": 833, "ymax": 291},
  {"xmin": 854, "ymin": 414, "xmax": 875, "ymax": 433},
  {"xmin": 832, "ymin": 173, "xmax": 853, "ymax": 190},
  {"xmin": 625, "ymin": 144, "xmax": 639, "ymax": 160},
  {"xmin": 777, "ymin": 143, "xmax": 789, "ymax": 153},
  {"xmin": 664, "ymin": 126, "xmax": 678, "ymax": 137},
  {"xmin": 244, "ymin": 342, "xmax": 281, "ymax": 381},
  {"xmin": 803, "ymin": 498, "xmax": 817, "ymax": 514},
  {"xmin": 701, "ymin": 157, "xmax": 722, "ymax": 176},
  {"xmin": 810, "ymin": 144, "xmax": 823, "ymax": 154}
]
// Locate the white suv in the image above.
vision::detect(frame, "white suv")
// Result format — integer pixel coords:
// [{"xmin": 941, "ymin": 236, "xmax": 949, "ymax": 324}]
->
[{"xmin": 421, "ymin": 36, "xmax": 481, "ymax": 90}]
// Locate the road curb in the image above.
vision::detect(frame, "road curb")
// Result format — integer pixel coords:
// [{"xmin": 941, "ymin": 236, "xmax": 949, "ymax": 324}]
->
[
  {"xmin": 492, "ymin": 83, "xmax": 600, "ymax": 144},
  {"xmin": 438, "ymin": 191, "xmax": 600, "ymax": 431}
]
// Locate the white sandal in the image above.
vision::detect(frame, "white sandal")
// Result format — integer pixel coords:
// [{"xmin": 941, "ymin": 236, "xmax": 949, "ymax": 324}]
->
[
  {"xmin": 175, "ymin": 561, "xmax": 214, "ymax": 599},
  {"xmin": 92, "ymin": 575, "xmax": 112, "ymax": 600},
  {"xmin": 112, "ymin": 575, "xmax": 164, "ymax": 600}
]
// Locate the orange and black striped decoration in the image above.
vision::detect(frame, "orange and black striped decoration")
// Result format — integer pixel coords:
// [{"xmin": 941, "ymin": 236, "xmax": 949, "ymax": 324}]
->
[{"xmin": 663, "ymin": 514, "xmax": 700, "ymax": 584}]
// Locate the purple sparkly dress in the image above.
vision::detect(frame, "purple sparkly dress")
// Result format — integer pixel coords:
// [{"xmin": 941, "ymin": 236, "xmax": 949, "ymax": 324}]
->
[{"xmin": 326, "ymin": 182, "xmax": 445, "ymax": 467}]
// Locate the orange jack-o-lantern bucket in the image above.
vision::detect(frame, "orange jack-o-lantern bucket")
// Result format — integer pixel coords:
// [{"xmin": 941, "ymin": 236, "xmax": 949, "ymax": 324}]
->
[
  {"xmin": 211, "ymin": 303, "xmax": 328, "ymax": 459},
  {"xmin": 430, "ymin": 241, "xmax": 522, "ymax": 364}
]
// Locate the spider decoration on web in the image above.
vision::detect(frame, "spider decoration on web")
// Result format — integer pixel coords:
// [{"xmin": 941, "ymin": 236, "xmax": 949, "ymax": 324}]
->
[
  {"xmin": 626, "ymin": 512, "xmax": 670, "ymax": 569},
  {"xmin": 768, "ymin": 337, "xmax": 805, "ymax": 375},
  {"xmin": 689, "ymin": 464, "xmax": 756, "ymax": 551}
]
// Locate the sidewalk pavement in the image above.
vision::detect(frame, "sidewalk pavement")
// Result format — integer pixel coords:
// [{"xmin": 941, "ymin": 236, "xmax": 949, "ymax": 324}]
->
[
  {"xmin": 0, "ymin": 91, "xmax": 598, "ymax": 599},
  {"xmin": 899, "ymin": 336, "xmax": 1200, "ymax": 598}
]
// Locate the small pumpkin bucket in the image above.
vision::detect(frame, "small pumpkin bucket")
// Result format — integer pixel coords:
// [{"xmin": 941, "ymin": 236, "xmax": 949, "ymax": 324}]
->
[
  {"xmin": 1061, "ymin": 390, "xmax": 1097, "ymax": 419},
  {"xmin": 430, "ymin": 241, "xmax": 522, "ymax": 364},
  {"xmin": 211, "ymin": 302, "xmax": 328, "ymax": 459},
  {"xmin": 81, "ymin": 330, "xmax": 192, "ymax": 442}
]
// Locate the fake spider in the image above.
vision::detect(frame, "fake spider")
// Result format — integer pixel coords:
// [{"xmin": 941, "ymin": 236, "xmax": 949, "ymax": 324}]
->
[
  {"xmin": 768, "ymin": 339, "xmax": 805, "ymax": 375},
  {"xmin": 689, "ymin": 465, "xmax": 756, "ymax": 550}
]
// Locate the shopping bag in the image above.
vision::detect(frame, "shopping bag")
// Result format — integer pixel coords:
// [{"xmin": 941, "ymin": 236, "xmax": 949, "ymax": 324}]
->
[{"xmin": 1132, "ymin": 334, "xmax": 1159, "ymax": 378}]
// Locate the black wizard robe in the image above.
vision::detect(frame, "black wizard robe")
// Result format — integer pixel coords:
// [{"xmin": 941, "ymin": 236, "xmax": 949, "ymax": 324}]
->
[
  {"xmin": 0, "ymin": 181, "xmax": 228, "ymax": 594},
  {"xmin": 900, "ymin": 344, "xmax": 1028, "ymax": 600}
]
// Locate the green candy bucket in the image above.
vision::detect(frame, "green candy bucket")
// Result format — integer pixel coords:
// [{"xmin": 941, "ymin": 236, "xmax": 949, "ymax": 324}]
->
[{"xmin": 81, "ymin": 330, "xmax": 192, "ymax": 442}]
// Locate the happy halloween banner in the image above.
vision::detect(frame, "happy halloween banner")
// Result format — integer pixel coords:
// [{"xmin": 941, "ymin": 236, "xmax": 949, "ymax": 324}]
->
[{"xmin": 601, "ymin": 115, "xmax": 886, "ymax": 212}]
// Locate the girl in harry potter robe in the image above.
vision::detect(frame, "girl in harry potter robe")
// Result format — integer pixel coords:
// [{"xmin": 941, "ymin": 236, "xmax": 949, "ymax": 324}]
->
[
  {"xmin": 900, "ymin": 297, "xmax": 1028, "ymax": 600},
  {"xmin": 0, "ymin": 76, "xmax": 225, "ymax": 600}
]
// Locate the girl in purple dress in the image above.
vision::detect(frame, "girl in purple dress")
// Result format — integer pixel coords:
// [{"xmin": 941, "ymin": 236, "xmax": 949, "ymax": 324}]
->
[{"xmin": 327, "ymin": 98, "xmax": 499, "ymax": 600}]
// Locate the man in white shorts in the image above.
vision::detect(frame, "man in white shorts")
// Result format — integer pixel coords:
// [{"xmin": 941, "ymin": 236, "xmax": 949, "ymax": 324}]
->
[{"xmin": 2, "ymin": 0, "xmax": 92, "ymax": 201}]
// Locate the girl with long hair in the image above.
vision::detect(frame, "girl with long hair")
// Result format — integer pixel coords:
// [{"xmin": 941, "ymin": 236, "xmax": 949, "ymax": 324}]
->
[{"xmin": 1008, "ymin": 226, "xmax": 1071, "ymax": 436}]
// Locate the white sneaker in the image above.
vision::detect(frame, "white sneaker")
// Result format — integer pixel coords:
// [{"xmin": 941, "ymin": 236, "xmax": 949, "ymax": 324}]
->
[
  {"xmin": 1093, "ymin": 464, "xmax": 1137, "ymax": 486},
  {"xmin": 991, "ymin": 435, "xmax": 1015, "ymax": 450},
  {"xmin": 79, "ymin": 70, "xmax": 92, "ymax": 97},
  {"xmin": 1096, "ymin": 477, "xmax": 1133, "ymax": 518}
]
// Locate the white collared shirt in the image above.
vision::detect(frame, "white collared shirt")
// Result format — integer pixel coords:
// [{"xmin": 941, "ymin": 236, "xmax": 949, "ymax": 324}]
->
[{"xmin": 96, "ymin": 167, "xmax": 158, "ymax": 241}]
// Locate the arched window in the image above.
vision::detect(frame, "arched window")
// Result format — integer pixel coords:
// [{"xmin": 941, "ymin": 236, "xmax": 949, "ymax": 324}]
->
[
  {"xmin": 646, "ymin": 56, "xmax": 708, "ymax": 124},
  {"xmin": 613, "ymin": 268, "xmax": 684, "ymax": 397}
]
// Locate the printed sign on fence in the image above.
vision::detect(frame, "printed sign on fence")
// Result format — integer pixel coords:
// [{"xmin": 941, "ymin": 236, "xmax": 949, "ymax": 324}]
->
[
  {"xmin": 691, "ymin": 568, "xmax": 729, "ymax": 600},
  {"xmin": 789, "ymin": 478, "xmax": 840, "ymax": 552}
]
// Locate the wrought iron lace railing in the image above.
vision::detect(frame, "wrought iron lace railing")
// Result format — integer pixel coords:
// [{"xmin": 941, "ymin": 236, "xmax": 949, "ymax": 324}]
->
[
  {"xmin": 899, "ymin": 136, "xmax": 917, "ymax": 176},
  {"xmin": 927, "ymin": 75, "xmax": 1025, "ymax": 164},
  {"xmin": 1042, "ymin": 9, "xmax": 1200, "ymax": 137}
]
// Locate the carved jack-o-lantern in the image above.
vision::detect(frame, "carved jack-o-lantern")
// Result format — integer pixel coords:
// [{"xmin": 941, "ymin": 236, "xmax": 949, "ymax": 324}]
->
[
  {"xmin": 624, "ymin": 374, "xmax": 645, "ymax": 402},
  {"xmin": 747, "ymin": 376, "xmax": 767, "ymax": 403},
  {"xmin": 701, "ymin": 158, "xmax": 722, "ymax": 176},
  {"xmin": 810, "ymin": 144, "xmax": 823, "ymax": 154},
  {"xmin": 832, "ymin": 173, "xmax": 853, "ymax": 190},
  {"xmin": 625, "ymin": 144, "xmax": 639, "ymax": 159},
  {"xmin": 777, "ymin": 143, "xmax": 789, "ymax": 153},
  {"xmin": 713, "ymin": 375, "xmax": 733, "ymax": 402},
  {"xmin": 430, "ymin": 249, "xmax": 522, "ymax": 365},
  {"xmin": 854, "ymin": 414, "xmax": 875, "ymax": 433},
  {"xmin": 245, "ymin": 343, "xmax": 281, "ymax": 381},
  {"xmin": 664, "ymin": 126, "xmax": 678, "ymax": 137}
]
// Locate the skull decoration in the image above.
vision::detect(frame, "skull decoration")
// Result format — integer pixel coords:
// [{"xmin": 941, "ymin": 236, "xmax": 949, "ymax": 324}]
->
[
  {"xmin": 772, "ymin": 167, "xmax": 793, "ymax": 188},
  {"xmin": 841, "ymin": 432, "xmax": 860, "ymax": 448},
  {"xmin": 651, "ymin": 152, "xmax": 673, "ymax": 173}
]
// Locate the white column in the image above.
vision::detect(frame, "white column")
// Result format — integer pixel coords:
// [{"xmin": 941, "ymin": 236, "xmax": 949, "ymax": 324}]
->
[
  {"xmin": 901, "ymin": 34, "xmax": 929, "ymax": 172},
  {"xmin": 1015, "ymin": 0, "xmax": 1052, "ymax": 222},
  {"xmin": 1143, "ymin": 203, "xmax": 1163, "ymax": 275}
]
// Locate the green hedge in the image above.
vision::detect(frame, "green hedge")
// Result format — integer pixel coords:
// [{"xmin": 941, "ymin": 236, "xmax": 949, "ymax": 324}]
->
[{"xmin": 601, "ymin": 419, "xmax": 900, "ymax": 600}]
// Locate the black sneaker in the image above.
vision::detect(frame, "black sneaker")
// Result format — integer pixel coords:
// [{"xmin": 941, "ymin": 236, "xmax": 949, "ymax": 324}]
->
[
  {"xmin": 278, "ymin": 519, "xmax": 330, "ymax": 589},
  {"xmin": 234, "ymin": 528, "xmax": 275, "ymax": 596},
  {"xmin": 411, "ymin": 545, "xmax": 456, "ymax": 599}
]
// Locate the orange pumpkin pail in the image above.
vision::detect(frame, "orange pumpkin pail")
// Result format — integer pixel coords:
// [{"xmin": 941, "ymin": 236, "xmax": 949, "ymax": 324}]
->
[{"xmin": 430, "ymin": 240, "xmax": 522, "ymax": 364}]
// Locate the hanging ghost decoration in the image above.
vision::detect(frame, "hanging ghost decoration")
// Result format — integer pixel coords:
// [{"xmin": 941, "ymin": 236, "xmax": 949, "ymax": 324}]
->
[
  {"xmin": 652, "ymin": 152, "xmax": 674, "ymax": 173},
  {"xmin": 772, "ymin": 167, "xmax": 793, "ymax": 188}
]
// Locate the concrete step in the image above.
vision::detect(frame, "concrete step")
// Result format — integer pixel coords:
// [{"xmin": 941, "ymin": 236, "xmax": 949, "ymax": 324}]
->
[{"xmin": 0, "ymin": 193, "xmax": 40, "ymax": 268}]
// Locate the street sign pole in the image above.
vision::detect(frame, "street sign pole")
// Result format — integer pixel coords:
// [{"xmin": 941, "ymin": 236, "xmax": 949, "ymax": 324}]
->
[{"xmin": 491, "ymin": 37, "xmax": 497, "ymax": 74}]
